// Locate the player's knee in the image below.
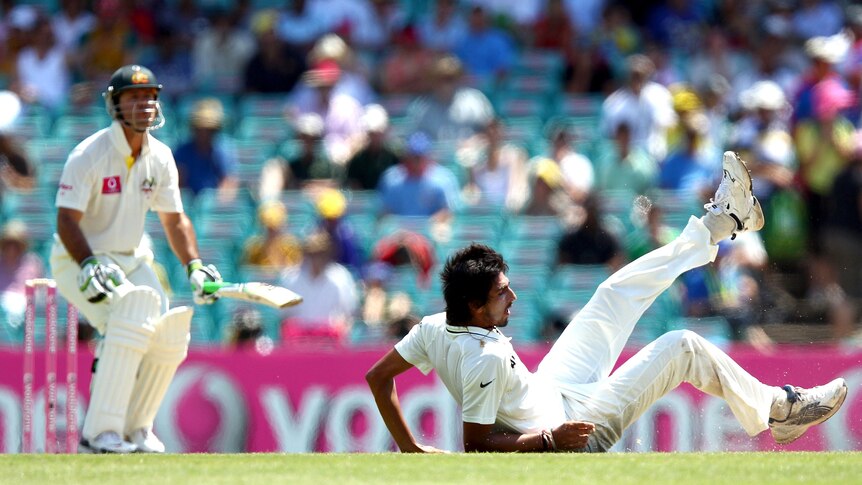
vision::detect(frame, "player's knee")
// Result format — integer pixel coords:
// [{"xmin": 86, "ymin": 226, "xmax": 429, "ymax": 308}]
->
[
  {"xmin": 148, "ymin": 306, "xmax": 193, "ymax": 364},
  {"xmin": 657, "ymin": 329, "xmax": 702, "ymax": 350},
  {"xmin": 105, "ymin": 286, "xmax": 162, "ymax": 352}
]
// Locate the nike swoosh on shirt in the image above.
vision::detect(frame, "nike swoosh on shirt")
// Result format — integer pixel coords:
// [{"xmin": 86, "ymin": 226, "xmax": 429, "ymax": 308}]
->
[{"xmin": 480, "ymin": 380, "xmax": 494, "ymax": 388}]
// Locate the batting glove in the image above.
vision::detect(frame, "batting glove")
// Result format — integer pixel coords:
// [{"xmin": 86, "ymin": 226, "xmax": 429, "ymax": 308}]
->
[
  {"xmin": 77, "ymin": 256, "xmax": 127, "ymax": 303},
  {"xmin": 187, "ymin": 259, "xmax": 222, "ymax": 305}
]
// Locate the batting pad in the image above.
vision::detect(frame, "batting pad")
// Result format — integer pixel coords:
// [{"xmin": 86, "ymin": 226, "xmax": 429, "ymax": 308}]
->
[
  {"xmin": 82, "ymin": 287, "xmax": 161, "ymax": 440},
  {"xmin": 125, "ymin": 306, "xmax": 193, "ymax": 436}
]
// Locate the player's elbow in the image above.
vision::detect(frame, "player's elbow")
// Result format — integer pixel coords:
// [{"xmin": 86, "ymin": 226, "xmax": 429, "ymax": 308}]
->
[{"xmin": 365, "ymin": 365, "xmax": 385, "ymax": 391}]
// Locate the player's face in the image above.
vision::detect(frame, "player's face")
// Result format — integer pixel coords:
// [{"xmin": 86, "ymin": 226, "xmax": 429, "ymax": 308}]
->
[
  {"xmin": 476, "ymin": 272, "xmax": 517, "ymax": 328},
  {"xmin": 117, "ymin": 88, "xmax": 159, "ymax": 130}
]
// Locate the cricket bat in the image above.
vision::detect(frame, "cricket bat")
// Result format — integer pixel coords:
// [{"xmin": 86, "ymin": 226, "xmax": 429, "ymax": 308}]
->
[{"xmin": 202, "ymin": 281, "xmax": 303, "ymax": 309}]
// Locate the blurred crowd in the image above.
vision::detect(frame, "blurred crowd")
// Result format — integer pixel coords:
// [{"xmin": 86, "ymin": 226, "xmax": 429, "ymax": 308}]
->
[{"xmin": 2, "ymin": 0, "xmax": 862, "ymax": 351}]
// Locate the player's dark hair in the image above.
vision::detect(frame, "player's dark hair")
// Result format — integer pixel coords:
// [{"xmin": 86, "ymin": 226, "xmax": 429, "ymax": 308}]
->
[{"xmin": 441, "ymin": 243, "xmax": 508, "ymax": 325}]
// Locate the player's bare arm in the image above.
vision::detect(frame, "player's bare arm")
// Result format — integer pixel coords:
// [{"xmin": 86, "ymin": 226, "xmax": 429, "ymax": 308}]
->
[
  {"xmin": 366, "ymin": 349, "xmax": 447, "ymax": 454},
  {"xmin": 56, "ymin": 207, "xmax": 95, "ymax": 264},
  {"xmin": 463, "ymin": 421, "xmax": 595, "ymax": 453},
  {"xmin": 158, "ymin": 211, "xmax": 200, "ymax": 266}
]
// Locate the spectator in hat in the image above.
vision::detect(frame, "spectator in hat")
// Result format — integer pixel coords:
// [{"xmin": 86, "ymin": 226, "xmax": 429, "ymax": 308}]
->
[
  {"xmin": 14, "ymin": 15, "xmax": 72, "ymax": 113},
  {"xmin": 359, "ymin": 261, "xmax": 419, "ymax": 340},
  {"xmin": 0, "ymin": 90, "xmax": 35, "ymax": 197},
  {"xmin": 76, "ymin": 0, "xmax": 136, "ymax": 84},
  {"xmin": 315, "ymin": 188, "xmax": 365, "ymax": 272},
  {"xmin": 243, "ymin": 9, "xmax": 305, "ymax": 94},
  {"xmin": 224, "ymin": 307, "xmax": 273, "ymax": 354},
  {"xmin": 544, "ymin": 122, "xmax": 595, "ymax": 205},
  {"xmin": 556, "ymin": 195, "xmax": 624, "ymax": 271},
  {"xmin": 593, "ymin": 121, "xmax": 657, "ymax": 196},
  {"xmin": 600, "ymin": 54, "xmax": 677, "ymax": 161},
  {"xmin": 521, "ymin": 157, "xmax": 573, "ymax": 217},
  {"xmin": 275, "ymin": 0, "xmax": 328, "ymax": 52},
  {"xmin": 405, "ymin": 55, "xmax": 495, "ymax": 147},
  {"xmin": 454, "ymin": 5, "xmax": 515, "ymax": 85},
  {"xmin": 378, "ymin": 131, "xmax": 460, "ymax": 220},
  {"xmin": 344, "ymin": 104, "xmax": 401, "ymax": 191},
  {"xmin": 295, "ymin": 33, "xmax": 375, "ymax": 108},
  {"xmin": 416, "ymin": 0, "xmax": 466, "ymax": 53},
  {"xmin": 242, "ymin": 199, "xmax": 303, "ymax": 272},
  {"xmin": 259, "ymin": 112, "xmax": 339, "ymax": 198},
  {"xmin": 793, "ymin": 35, "xmax": 848, "ymax": 125},
  {"xmin": 796, "ymin": 76, "xmax": 856, "ymax": 252},
  {"xmin": 459, "ymin": 117, "xmax": 530, "ymax": 211},
  {"xmin": 173, "ymin": 97, "xmax": 239, "ymax": 202},
  {"xmin": 729, "ymin": 81, "xmax": 795, "ymax": 206},
  {"xmin": 279, "ymin": 230, "xmax": 358, "ymax": 343},
  {"xmin": 0, "ymin": 220, "xmax": 44, "ymax": 336},
  {"xmin": 379, "ymin": 25, "xmax": 436, "ymax": 95},
  {"xmin": 193, "ymin": 7, "xmax": 255, "ymax": 93},
  {"xmin": 289, "ymin": 59, "xmax": 365, "ymax": 165}
]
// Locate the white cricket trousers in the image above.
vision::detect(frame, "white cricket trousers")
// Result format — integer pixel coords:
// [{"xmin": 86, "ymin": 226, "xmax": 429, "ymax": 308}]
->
[
  {"xmin": 536, "ymin": 217, "xmax": 777, "ymax": 451},
  {"xmin": 49, "ymin": 240, "xmax": 168, "ymax": 334}
]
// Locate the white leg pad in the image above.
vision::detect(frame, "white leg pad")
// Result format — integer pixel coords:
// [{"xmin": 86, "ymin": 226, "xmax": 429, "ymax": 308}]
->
[
  {"xmin": 82, "ymin": 287, "xmax": 161, "ymax": 440},
  {"xmin": 124, "ymin": 306, "xmax": 193, "ymax": 436}
]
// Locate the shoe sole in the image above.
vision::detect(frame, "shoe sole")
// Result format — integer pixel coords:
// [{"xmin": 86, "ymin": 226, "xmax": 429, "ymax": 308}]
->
[
  {"xmin": 78, "ymin": 439, "xmax": 137, "ymax": 454},
  {"xmin": 773, "ymin": 381, "xmax": 848, "ymax": 445},
  {"xmin": 721, "ymin": 151, "xmax": 764, "ymax": 232}
]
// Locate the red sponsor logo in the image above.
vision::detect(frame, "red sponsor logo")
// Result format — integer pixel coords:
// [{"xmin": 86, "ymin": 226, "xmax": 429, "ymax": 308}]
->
[
  {"xmin": 58, "ymin": 183, "xmax": 73, "ymax": 190},
  {"xmin": 101, "ymin": 176, "xmax": 122, "ymax": 194}
]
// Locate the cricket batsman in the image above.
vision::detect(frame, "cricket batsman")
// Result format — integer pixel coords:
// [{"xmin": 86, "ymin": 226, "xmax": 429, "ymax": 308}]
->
[{"xmin": 51, "ymin": 65, "xmax": 222, "ymax": 453}]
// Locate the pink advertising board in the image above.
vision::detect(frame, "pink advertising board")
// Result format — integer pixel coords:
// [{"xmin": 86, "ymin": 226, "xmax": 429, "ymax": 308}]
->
[{"xmin": 1, "ymin": 343, "xmax": 859, "ymax": 453}]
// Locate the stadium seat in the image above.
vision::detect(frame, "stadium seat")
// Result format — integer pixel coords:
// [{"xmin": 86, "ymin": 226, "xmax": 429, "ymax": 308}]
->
[
  {"xmin": 52, "ymin": 114, "xmax": 109, "ymax": 140},
  {"xmin": 379, "ymin": 94, "xmax": 415, "ymax": 118},
  {"xmin": 513, "ymin": 49, "xmax": 565, "ymax": 79},
  {"xmin": 13, "ymin": 109, "xmax": 51, "ymax": 140},
  {"xmin": 551, "ymin": 94, "xmax": 604, "ymax": 118},
  {"xmin": 549, "ymin": 264, "xmax": 609, "ymax": 293},
  {"xmin": 235, "ymin": 116, "xmax": 292, "ymax": 144},
  {"xmin": 237, "ymin": 93, "xmax": 288, "ymax": 118},
  {"xmin": 495, "ymin": 94, "xmax": 548, "ymax": 120}
]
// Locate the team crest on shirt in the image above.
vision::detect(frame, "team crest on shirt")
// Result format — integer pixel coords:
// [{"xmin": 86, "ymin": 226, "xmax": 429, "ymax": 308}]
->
[
  {"xmin": 101, "ymin": 176, "xmax": 122, "ymax": 194},
  {"xmin": 141, "ymin": 177, "xmax": 155, "ymax": 194}
]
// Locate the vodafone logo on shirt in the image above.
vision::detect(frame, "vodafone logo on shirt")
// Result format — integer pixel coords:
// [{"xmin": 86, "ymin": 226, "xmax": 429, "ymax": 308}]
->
[{"xmin": 102, "ymin": 176, "xmax": 122, "ymax": 194}]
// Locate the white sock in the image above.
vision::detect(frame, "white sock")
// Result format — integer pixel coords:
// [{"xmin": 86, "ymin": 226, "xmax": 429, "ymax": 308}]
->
[
  {"xmin": 701, "ymin": 212, "xmax": 737, "ymax": 245},
  {"xmin": 769, "ymin": 387, "xmax": 790, "ymax": 421}
]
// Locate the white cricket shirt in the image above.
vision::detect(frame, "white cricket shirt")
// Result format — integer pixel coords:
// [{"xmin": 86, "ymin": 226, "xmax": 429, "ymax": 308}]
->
[
  {"xmin": 55, "ymin": 121, "xmax": 183, "ymax": 253},
  {"xmin": 395, "ymin": 313, "xmax": 566, "ymax": 433}
]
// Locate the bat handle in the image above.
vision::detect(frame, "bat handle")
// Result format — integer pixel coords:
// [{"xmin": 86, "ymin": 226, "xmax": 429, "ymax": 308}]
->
[{"xmin": 202, "ymin": 281, "xmax": 228, "ymax": 294}]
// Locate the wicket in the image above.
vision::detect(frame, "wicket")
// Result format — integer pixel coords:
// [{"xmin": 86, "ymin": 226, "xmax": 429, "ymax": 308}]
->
[{"xmin": 22, "ymin": 278, "xmax": 78, "ymax": 454}]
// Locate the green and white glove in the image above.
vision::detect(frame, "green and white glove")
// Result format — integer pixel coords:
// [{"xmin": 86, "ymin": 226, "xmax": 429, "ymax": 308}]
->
[
  {"xmin": 77, "ymin": 256, "xmax": 127, "ymax": 303},
  {"xmin": 187, "ymin": 259, "xmax": 222, "ymax": 305}
]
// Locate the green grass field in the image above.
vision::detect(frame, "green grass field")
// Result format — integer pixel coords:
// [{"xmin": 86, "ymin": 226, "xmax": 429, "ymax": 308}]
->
[{"xmin": 3, "ymin": 452, "xmax": 862, "ymax": 485}]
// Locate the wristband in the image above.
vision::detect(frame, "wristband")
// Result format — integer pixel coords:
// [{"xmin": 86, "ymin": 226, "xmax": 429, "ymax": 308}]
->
[
  {"xmin": 80, "ymin": 255, "xmax": 98, "ymax": 268},
  {"xmin": 540, "ymin": 431, "xmax": 550, "ymax": 451},
  {"xmin": 187, "ymin": 258, "xmax": 203, "ymax": 276}
]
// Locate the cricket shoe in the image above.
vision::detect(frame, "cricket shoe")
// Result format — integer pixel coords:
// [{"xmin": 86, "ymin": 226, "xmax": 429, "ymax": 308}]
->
[
  {"xmin": 78, "ymin": 431, "xmax": 137, "ymax": 454},
  {"xmin": 703, "ymin": 151, "xmax": 764, "ymax": 240},
  {"xmin": 769, "ymin": 378, "xmax": 848, "ymax": 445},
  {"xmin": 128, "ymin": 428, "xmax": 166, "ymax": 453}
]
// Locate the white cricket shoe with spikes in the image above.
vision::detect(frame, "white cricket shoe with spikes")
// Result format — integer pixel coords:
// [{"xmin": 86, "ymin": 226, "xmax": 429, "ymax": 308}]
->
[
  {"xmin": 128, "ymin": 428, "xmax": 166, "ymax": 453},
  {"xmin": 704, "ymin": 151, "xmax": 765, "ymax": 239},
  {"xmin": 78, "ymin": 431, "xmax": 137, "ymax": 454},
  {"xmin": 769, "ymin": 378, "xmax": 848, "ymax": 445}
]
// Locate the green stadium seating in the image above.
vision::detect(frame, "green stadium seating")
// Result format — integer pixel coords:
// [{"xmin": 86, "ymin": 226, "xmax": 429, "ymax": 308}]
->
[
  {"xmin": 235, "ymin": 116, "xmax": 292, "ymax": 144},
  {"xmin": 238, "ymin": 93, "xmax": 288, "ymax": 118},
  {"xmin": 52, "ymin": 114, "xmax": 109, "ymax": 140}
]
